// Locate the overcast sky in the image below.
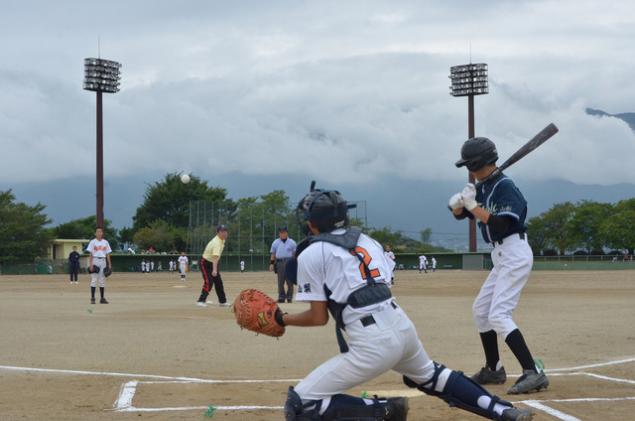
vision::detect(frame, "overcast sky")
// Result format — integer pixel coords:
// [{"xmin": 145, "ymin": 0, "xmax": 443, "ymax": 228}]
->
[{"xmin": 2, "ymin": 0, "xmax": 635, "ymax": 187}]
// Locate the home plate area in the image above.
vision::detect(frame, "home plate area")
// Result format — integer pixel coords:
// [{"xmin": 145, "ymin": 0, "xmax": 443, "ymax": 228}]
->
[{"xmin": 111, "ymin": 358, "xmax": 635, "ymax": 420}]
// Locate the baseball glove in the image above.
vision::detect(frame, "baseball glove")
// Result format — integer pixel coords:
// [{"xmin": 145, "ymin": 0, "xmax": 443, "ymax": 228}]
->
[
  {"xmin": 233, "ymin": 289, "xmax": 285, "ymax": 337},
  {"xmin": 88, "ymin": 265, "xmax": 100, "ymax": 274},
  {"xmin": 103, "ymin": 266, "xmax": 112, "ymax": 277}
]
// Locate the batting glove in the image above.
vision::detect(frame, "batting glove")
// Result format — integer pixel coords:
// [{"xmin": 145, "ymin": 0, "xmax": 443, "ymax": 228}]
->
[
  {"xmin": 461, "ymin": 183, "xmax": 478, "ymax": 211},
  {"xmin": 448, "ymin": 193, "xmax": 464, "ymax": 210}
]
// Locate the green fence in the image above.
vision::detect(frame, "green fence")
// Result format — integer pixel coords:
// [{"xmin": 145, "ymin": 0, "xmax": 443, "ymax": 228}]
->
[{"xmin": 2, "ymin": 254, "xmax": 633, "ymax": 275}]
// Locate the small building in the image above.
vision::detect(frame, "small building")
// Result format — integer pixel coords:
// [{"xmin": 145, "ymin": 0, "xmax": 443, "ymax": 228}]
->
[{"xmin": 48, "ymin": 239, "xmax": 90, "ymax": 261}]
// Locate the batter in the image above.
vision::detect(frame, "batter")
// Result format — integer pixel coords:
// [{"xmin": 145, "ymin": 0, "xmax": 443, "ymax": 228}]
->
[
  {"xmin": 450, "ymin": 137, "xmax": 549, "ymax": 394},
  {"xmin": 280, "ymin": 184, "xmax": 533, "ymax": 420}
]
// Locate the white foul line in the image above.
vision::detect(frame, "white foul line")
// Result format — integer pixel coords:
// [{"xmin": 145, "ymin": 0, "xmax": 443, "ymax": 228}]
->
[
  {"xmin": 523, "ymin": 401, "xmax": 581, "ymax": 421},
  {"xmin": 117, "ymin": 405, "xmax": 284, "ymax": 413},
  {"xmin": 0, "ymin": 364, "xmax": 300, "ymax": 384},
  {"xmin": 582, "ymin": 372, "xmax": 635, "ymax": 385},
  {"xmin": 545, "ymin": 357, "xmax": 635, "ymax": 373}
]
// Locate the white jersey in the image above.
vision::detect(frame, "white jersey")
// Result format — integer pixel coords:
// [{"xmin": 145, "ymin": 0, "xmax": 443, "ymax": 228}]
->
[
  {"xmin": 419, "ymin": 255, "xmax": 427, "ymax": 264},
  {"xmin": 178, "ymin": 256, "xmax": 189, "ymax": 267},
  {"xmin": 296, "ymin": 230, "xmax": 395, "ymax": 326},
  {"xmin": 86, "ymin": 239, "xmax": 112, "ymax": 258},
  {"xmin": 431, "ymin": 257, "xmax": 437, "ymax": 268},
  {"xmin": 384, "ymin": 251, "xmax": 395, "ymax": 261},
  {"xmin": 240, "ymin": 261, "xmax": 245, "ymax": 270}
]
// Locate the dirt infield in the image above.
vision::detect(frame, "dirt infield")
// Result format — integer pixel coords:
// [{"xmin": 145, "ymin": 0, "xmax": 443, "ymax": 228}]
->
[{"xmin": 1, "ymin": 270, "xmax": 634, "ymax": 420}]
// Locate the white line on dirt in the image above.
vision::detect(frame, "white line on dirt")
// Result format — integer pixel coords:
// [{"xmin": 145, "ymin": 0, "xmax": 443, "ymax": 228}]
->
[
  {"xmin": 582, "ymin": 372, "xmax": 635, "ymax": 385},
  {"xmin": 116, "ymin": 405, "xmax": 284, "ymax": 412},
  {"xmin": 0, "ymin": 364, "xmax": 300, "ymax": 384},
  {"xmin": 545, "ymin": 357, "xmax": 635, "ymax": 373},
  {"xmin": 522, "ymin": 401, "xmax": 581, "ymax": 421}
]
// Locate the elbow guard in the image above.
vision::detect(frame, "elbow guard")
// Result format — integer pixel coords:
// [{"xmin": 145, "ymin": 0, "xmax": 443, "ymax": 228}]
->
[{"xmin": 486, "ymin": 215, "xmax": 512, "ymax": 238}]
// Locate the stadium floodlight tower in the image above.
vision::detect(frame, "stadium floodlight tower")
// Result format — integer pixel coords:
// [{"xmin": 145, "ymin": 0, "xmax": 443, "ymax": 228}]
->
[
  {"xmin": 449, "ymin": 62, "xmax": 488, "ymax": 252},
  {"xmin": 83, "ymin": 57, "xmax": 121, "ymax": 228}
]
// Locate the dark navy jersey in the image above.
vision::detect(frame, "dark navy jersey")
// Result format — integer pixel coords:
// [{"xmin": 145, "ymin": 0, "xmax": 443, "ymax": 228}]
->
[
  {"xmin": 476, "ymin": 173, "xmax": 527, "ymax": 243},
  {"xmin": 68, "ymin": 251, "xmax": 81, "ymax": 266}
]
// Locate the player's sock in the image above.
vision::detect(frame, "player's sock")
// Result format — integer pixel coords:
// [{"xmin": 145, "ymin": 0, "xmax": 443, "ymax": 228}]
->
[
  {"xmin": 99, "ymin": 287, "xmax": 105, "ymax": 299},
  {"xmin": 90, "ymin": 287, "xmax": 96, "ymax": 299},
  {"xmin": 505, "ymin": 329, "xmax": 537, "ymax": 372},
  {"xmin": 479, "ymin": 330, "xmax": 501, "ymax": 371}
]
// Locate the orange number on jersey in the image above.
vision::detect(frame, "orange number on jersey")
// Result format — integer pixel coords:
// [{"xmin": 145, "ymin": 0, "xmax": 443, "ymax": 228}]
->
[{"xmin": 353, "ymin": 246, "xmax": 381, "ymax": 280}]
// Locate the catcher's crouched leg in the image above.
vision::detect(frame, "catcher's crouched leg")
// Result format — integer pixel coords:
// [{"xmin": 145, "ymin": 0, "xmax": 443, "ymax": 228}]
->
[
  {"xmin": 285, "ymin": 387, "xmax": 408, "ymax": 421},
  {"xmin": 403, "ymin": 362, "xmax": 531, "ymax": 421}
]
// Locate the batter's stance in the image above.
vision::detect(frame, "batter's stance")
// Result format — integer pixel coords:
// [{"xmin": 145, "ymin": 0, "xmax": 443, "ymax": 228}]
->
[
  {"xmin": 450, "ymin": 137, "xmax": 549, "ymax": 394},
  {"xmin": 280, "ymin": 185, "xmax": 533, "ymax": 420}
]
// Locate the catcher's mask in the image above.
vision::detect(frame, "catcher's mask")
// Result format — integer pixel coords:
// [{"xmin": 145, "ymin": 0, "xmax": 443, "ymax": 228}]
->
[
  {"xmin": 296, "ymin": 181, "xmax": 349, "ymax": 235},
  {"xmin": 455, "ymin": 137, "xmax": 498, "ymax": 172}
]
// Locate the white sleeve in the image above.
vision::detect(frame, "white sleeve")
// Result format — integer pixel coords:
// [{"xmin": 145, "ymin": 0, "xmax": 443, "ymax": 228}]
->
[
  {"xmin": 295, "ymin": 245, "xmax": 327, "ymax": 302},
  {"xmin": 270, "ymin": 239, "xmax": 278, "ymax": 254},
  {"xmin": 85, "ymin": 240, "xmax": 94, "ymax": 254},
  {"xmin": 105, "ymin": 241, "xmax": 112, "ymax": 254}
]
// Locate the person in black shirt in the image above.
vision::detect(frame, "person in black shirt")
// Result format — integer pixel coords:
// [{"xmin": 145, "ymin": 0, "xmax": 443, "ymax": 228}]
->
[{"xmin": 68, "ymin": 246, "xmax": 81, "ymax": 284}]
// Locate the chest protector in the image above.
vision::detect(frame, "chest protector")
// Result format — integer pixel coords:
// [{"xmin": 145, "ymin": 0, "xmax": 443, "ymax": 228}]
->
[{"xmin": 305, "ymin": 228, "xmax": 392, "ymax": 353}]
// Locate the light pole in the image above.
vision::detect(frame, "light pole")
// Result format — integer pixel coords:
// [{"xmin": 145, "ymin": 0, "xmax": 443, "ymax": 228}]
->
[
  {"xmin": 83, "ymin": 57, "xmax": 121, "ymax": 228},
  {"xmin": 449, "ymin": 63, "xmax": 488, "ymax": 252}
]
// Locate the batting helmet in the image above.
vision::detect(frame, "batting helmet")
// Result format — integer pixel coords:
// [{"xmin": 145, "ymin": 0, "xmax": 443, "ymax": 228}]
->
[
  {"xmin": 296, "ymin": 182, "xmax": 349, "ymax": 234},
  {"xmin": 455, "ymin": 137, "xmax": 498, "ymax": 172}
]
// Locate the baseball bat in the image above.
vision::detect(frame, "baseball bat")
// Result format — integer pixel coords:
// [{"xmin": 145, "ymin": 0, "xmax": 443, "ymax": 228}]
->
[{"xmin": 498, "ymin": 123, "xmax": 559, "ymax": 172}]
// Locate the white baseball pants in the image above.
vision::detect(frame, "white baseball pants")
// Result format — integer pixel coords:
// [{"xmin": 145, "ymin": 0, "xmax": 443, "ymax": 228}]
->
[
  {"xmin": 294, "ymin": 302, "xmax": 435, "ymax": 405},
  {"xmin": 90, "ymin": 257, "xmax": 107, "ymax": 288},
  {"xmin": 472, "ymin": 234, "xmax": 533, "ymax": 338}
]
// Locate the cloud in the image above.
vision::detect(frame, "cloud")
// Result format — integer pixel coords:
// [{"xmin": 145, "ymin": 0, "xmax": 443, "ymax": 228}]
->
[{"xmin": 1, "ymin": 0, "xmax": 634, "ymax": 186}]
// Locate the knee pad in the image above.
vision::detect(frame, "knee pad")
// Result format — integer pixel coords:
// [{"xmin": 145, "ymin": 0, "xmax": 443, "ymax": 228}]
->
[
  {"xmin": 403, "ymin": 362, "xmax": 512, "ymax": 421},
  {"xmin": 284, "ymin": 387, "xmax": 320, "ymax": 421}
]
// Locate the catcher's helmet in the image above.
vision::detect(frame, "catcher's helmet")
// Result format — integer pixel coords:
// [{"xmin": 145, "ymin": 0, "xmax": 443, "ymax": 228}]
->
[
  {"xmin": 296, "ymin": 182, "xmax": 349, "ymax": 234},
  {"xmin": 455, "ymin": 137, "xmax": 498, "ymax": 172}
]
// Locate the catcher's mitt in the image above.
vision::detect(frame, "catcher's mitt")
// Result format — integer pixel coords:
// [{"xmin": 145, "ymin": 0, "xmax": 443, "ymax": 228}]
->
[{"xmin": 233, "ymin": 289, "xmax": 285, "ymax": 337}]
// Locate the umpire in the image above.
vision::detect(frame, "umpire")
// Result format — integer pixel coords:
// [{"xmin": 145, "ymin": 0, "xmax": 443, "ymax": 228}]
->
[{"xmin": 269, "ymin": 227, "xmax": 297, "ymax": 303}]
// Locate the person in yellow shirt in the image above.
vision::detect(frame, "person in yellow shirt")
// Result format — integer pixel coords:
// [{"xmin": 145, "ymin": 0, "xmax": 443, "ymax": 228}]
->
[{"xmin": 196, "ymin": 225, "xmax": 229, "ymax": 307}]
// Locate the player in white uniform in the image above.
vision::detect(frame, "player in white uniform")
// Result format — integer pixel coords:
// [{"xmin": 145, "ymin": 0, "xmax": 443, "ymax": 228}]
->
[
  {"xmin": 384, "ymin": 245, "xmax": 396, "ymax": 284},
  {"xmin": 240, "ymin": 260, "xmax": 246, "ymax": 273},
  {"xmin": 85, "ymin": 227, "xmax": 112, "ymax": 304},
  {"xmin": 431, "ymin": 257, "xmax": 437, "ymax": 272},
  {"xmin": 178, "ymin": 252, "xmax": 189, "ymax": 281},
  {"xmin": 278, "ymin": 185, "xmax": 532, "ymax": 421},
  {"xmin": 418, "ymin": 255, "xmax": 427, "ymax": 273}
]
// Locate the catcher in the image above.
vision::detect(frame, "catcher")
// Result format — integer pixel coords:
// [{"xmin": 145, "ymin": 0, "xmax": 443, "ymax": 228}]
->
[{"xmin": 236, "ymin": 183, "xmax": 533, "ymax": 421}]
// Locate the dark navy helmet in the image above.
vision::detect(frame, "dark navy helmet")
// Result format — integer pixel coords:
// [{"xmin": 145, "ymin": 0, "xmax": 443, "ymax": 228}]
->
[
  {"xmin": 296, "ymin": 181, "xmax": 349, "ymax": 234},
  {"xmin": 455, "ymin": 137, "xmax": 498, "ymax": 171}
]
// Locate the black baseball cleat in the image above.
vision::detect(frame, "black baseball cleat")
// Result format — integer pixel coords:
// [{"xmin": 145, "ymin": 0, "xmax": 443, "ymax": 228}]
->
[
  {"xmin": 100, "ymin": 298, "xmax": 109, "ymax": 304},
  {"xmin": 385, "ymin": 397, "xmax": 409, "ymax": 420},
  {"xmin": 507, "ymin": 370, "xmax": 549, "ymax": 394},
  {"xmin": 471, "ymin": 366, "xmax": 507, "ymax": 385},
  {"xmin": 90, "ymin": 298, "xmax": 96, "ymax": 304},
  {"xmin": 501, "ymin": 407, "xmax": 534, "ymax": 420}
]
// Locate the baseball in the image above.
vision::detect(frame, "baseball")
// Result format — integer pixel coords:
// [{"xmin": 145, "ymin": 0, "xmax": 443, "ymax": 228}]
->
[{"xmin": 180, "ymin": 173, "xmax": 191, "ymax": 184}]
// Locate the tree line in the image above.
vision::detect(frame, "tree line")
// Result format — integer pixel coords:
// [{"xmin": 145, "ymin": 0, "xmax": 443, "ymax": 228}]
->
[
  {"xmin": 0, "ymin": 173, "xmax": 444, "ymax": 263},
  {"xmin": 526, "ymin": 199, "xmax": 635, "ymax": 255}
]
